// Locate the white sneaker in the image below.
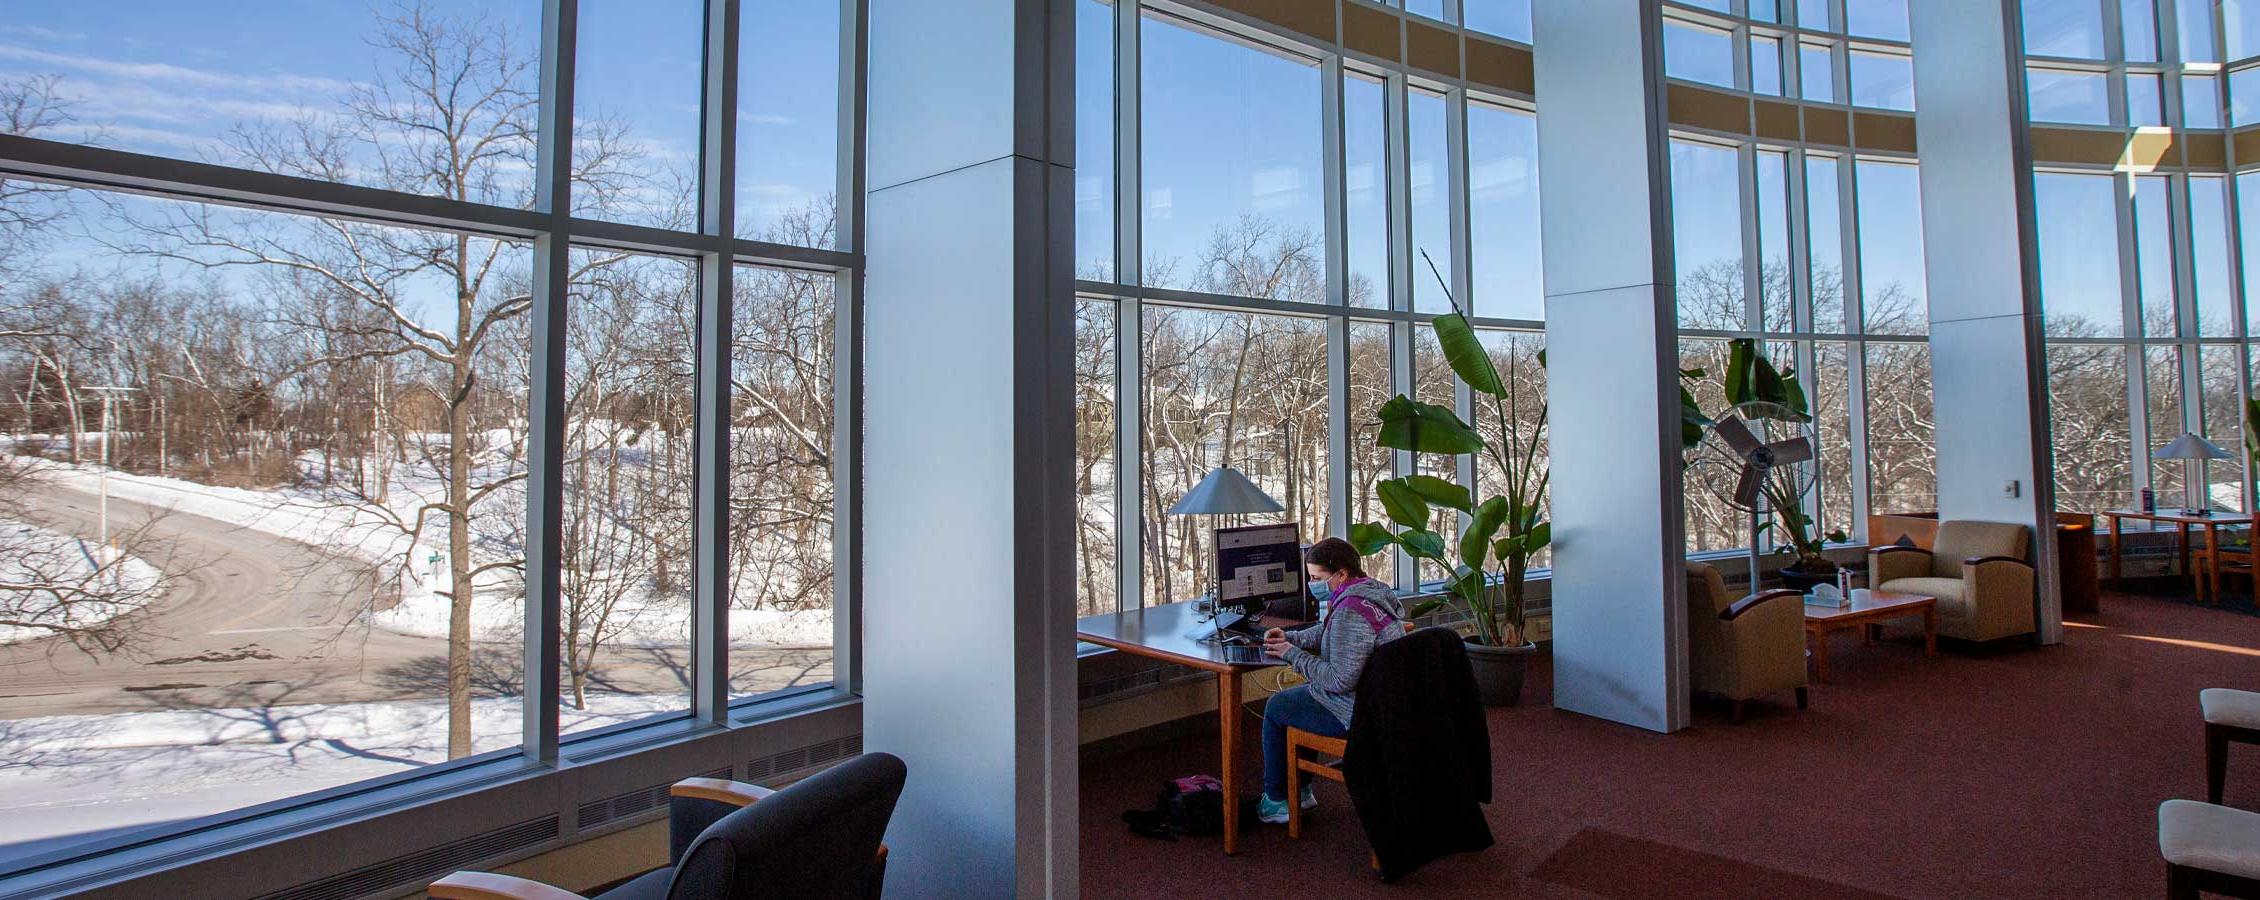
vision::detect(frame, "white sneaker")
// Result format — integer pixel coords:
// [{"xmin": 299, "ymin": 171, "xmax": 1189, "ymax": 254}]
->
[{"xmin": 1300, "ymin": 785, "xmax": 1318, "ymax": 810}]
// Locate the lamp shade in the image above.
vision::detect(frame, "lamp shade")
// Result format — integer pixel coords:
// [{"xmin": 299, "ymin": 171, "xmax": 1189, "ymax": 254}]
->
[
  {"xmin": 1168, "ymin": 466, "xmax": 1284, "ymax": 515},
  {"xmin": 2151, "ymin": 431, "xmax": 2233, "ymax": 461}
]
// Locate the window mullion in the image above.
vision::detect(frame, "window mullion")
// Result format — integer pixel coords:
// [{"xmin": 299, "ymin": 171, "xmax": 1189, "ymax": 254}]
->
[{"xmin": 523, "ymin": 0, "xmax": 580, "ymax": 765}]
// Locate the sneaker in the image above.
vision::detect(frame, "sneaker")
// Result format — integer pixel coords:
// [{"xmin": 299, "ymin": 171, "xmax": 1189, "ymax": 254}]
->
[
  {"xmin": 1300, "ymin": 785, "xmax": 1318, "ymax": 811},
  {"xmin": 1256, "ymin": 793, "xmax": 1290, "ymax": 825}
]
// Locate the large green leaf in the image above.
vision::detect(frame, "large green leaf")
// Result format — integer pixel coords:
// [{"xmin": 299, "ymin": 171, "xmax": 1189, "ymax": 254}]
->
[
  {"xmin": 1432, "ymin": 313, "xmax": 1507, "ymax": 398},
  {"xmin": 1348, "ymin": 522, "xmax": 1398, "ymax": 557},
  {"xmin": 1402, "ymin": 474, "xmax": 1472, "ymax": 512},
  {"xmin": 1460, "ymin": 496, "xmax": 1511, "ymax": 566},
  {"xmin": 1376, "ymin": 395, "xmax": 1485, "ymax": 455},
  {"xmin": 1398, "ymin": 528, "xmax": 1448, "ymax": 560},
  {"xmin": 1680, "ymin": 384, "xmax": 1712, "ymax": 451},
  {"xmin": 1376, "ymin": 478, "xmax": 1431, "ymax": 529},
  {"xmin": 1724, "ymin": 338, "xmax": 1811, "ymax": 422}
]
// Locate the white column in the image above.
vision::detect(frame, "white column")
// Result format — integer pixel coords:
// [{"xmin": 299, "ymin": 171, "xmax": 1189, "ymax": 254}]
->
[
  {"xmin": 1908, "ymin": 0, "xmax": 2063, "ymax": 644},
  {"xmin": 1533, "ymin": 0, "xmax": 1690, "ymax": 733},
  {"xmin": 862, "ymin": 1, "xmax": 1078, "ymax": 896}
]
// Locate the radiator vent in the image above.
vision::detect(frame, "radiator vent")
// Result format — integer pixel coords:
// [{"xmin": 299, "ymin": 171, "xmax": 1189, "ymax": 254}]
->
[
  {"xmin": 252, "ymin": 815, "xmax": 558, "ymax": 900},
  {"xmin": 745, "ymin": 733, "xmax": 861, "ymax": 783},
  {"xmin": 576, "ymin": 766, "xmax": 731, "ymax": 831}
]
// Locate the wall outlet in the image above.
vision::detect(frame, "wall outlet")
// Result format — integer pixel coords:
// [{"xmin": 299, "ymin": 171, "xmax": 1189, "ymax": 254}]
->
[{"xmin": 2002, "ymin": 479, "xmax": 2021, "ymax": 499}]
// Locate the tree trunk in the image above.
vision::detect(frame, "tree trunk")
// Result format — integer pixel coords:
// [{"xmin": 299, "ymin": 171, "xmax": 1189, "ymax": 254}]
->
[{"xmin": 446, "ymin": 352, "xmax": 476, "ymax": 759}]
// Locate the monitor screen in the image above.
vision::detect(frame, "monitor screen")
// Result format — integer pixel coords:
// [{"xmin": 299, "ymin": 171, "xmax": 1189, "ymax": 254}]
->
[{"xmin": 1214, "ymin": 523, "xmax": 1302, "ymax": 609}]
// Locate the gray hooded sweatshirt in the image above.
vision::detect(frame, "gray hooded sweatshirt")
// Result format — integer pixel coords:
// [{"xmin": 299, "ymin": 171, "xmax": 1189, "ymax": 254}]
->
[{"xmin": 1280, "ymin": 576, "xmax": 1404, "ymax": 728}]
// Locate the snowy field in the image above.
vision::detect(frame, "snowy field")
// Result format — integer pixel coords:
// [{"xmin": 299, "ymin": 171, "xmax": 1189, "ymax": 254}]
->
[
  {"xmin": 0, "ymin": 517, "xmax": 161, "ymax": 644},
  {"xmin": 0, "ymin": 693, "xmax": 681, "ymax": 857}
]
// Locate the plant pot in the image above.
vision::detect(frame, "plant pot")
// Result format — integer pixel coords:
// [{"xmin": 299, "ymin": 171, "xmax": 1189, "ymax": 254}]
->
[
  {"xmin": 1778, "ymin": 564, "xmax": 1839, "ymax": 593},
  {"xmin": 1464, "ymin": 639, "xmax": 1538, "ymax": 707}
]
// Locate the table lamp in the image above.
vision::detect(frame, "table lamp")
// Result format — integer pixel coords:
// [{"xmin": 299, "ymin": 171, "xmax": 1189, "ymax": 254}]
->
[
  {"xmin": 2152, "ymin": 432, "xmax": 2233, "ymax": 516},
  {"xmin": 1169, "ymin": 466, "xmax": 1284, "ymax": 608}
]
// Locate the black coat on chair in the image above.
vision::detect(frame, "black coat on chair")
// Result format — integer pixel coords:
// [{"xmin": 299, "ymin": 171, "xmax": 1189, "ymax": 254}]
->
[{"xmin": 1343, "ymin": 627, "xmax": 1494, "ymax": 881}]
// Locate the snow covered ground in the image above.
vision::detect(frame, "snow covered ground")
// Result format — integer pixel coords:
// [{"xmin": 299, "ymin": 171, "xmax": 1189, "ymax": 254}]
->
[
  {"xmin": 0, "ymin": 517, "xmax": 162, "ymax": 644},
  {"xmin": 0, "ymin": 693, "xmax": 682, "ymax": 857}
]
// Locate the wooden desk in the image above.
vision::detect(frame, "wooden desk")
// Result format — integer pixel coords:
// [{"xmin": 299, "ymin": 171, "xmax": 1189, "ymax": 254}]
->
[
  {"xmin": 2101, "ymin": 510, "xmax": 2254, "ymax": 599},
  {"xmin": 1077, "ymin": 602, "xmax": 1290, "ymax": 855}
]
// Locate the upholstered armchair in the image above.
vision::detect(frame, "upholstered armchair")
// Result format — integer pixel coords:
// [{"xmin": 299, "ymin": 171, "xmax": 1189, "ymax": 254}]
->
[
  {"xmin": 1684, "ymin": 563, "xmax": 1809, "ymax": 722},
  {"xmin": 1868, "ymin": 520, "xmax": 2035, "ymax": 643}
]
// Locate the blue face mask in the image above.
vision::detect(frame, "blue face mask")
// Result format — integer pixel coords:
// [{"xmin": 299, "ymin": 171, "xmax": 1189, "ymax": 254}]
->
[{"xmin": 1309, "ymin": 577, "xmax": 1332, "ymax": 602}]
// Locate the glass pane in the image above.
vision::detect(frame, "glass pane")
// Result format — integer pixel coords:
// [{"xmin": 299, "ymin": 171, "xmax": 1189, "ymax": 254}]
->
[
  {"xmin": 739, "ymin": 0, "xmax": 841, "ymax": 247},
  {"xmin": 1865, "ymin": 342, "xmax": 1937, "ymax": 514},
  {"xmin": 1413, "ymin": 326, "xmax": 1455, "ymax": 586},
  {"xmin": 2234, "ymin": 67, "xmax": 2260, "ymax": 126},
  {"xmin": 1140, "ymin": 14, "xmax": 1323, "ymax": 297},
  {"xmin": 1844, "ymin": 0, "xmax": 1910, "ymax": 41},
  {"xmin": 1850, "ymin": 50, "xmax": 1916, "ymax": 110},
  {"xmin": 560, "ymin": 250, "xmax": 695, "ymax": 734},
  {"xmin": 1406, "ymin": 0, "xmax": 1446, "ymax": 20},
  {"xmin": 1802, "ymin": 42, "xmax": 1839, "ymax": 103},
  {"xmin": 1138, "ymin": 307, "xmax": 1326, "ymax": 606},
  {"xmin": 2021, "ymin": 0, "xmax": 2107, "ymax": 58},
  {"xmin": 2232, "ymin": 0, "xmax": 2260, "ymax": 59},
  {"xmin": 1815, "ymin": 342, "xmax": 1856, "ymax": 540},
  {"xmin": 2241, "ymin": 171, "xmax": 2260, "ymax": 336},
  {"xmin": 1410, "ymin": 89, "xmax": 1454, "ymax": 313},
  {"xmin": 0, "ymin": 189, "xmax": 529, "ymax": 856},
  {"xmin": 1807, "ymin": 155, "xmax": 1849, "ymax": 332},
  {"xmin": 2048, "ymin": 344, "xmax": 2133, "ymax": 514},
  {"xmin": 1347, "ymin": 322, "xmax": 1394, "ymax": 575},
  {"xmin": 1680, "ymin": 338, "xmax": 1742, "ymax": 553},
  {"xmin": 1075, "ymin": 0, "xmax": 1115, "ymax": 280},
  {"xmin": 1757, "ymin": 150, "xmax": 1795, "ymax": 332},
  {"xmin": 1798, "ymin": 0, "xmax": 1834, "ymax": 30},
  {"xmin": 2186, "ymin": 72, "xmax": 2225, "ymax": 128},
  {"xmin": 1855, "ymin": 160, "xmax": 1928, "ymax": 336},
  {"xmin": 1666, "ymin": 21, "xmax": 1738, "ymax": 88},
  {"xmin": 2131, "ymin": 73, "xmax": 2167, "ymax": 125},
  {"xmin": 2136, "ymin": 176, "xmax": 2179, "ymax": 337},
  {"xmin": 1468, "ymin": 102, "xmax": 1544, "ymax": 321},
  {"xmin": 2148, "ymin": 345, "xmax": 2186, "ymax": 504},
  {"xmin": 728, "ymin": 263, "xmax": 839, "ymax": 695},
  {"xmin": 2202, "ymin": 346, "xmax": 2245, "ymax": 512},
  {"xmin": 2183, "ymin": 0, "xmax": 2221, "ymax": 62},
  {"xmin": 1753, "ymin": 0, "xmax": 1785, "ymax": 23},
  {"xmin": 574, "ymin": 0, "xmax": 701, "ymax": 227},
  {"xmin": 2192, "ymin": 176, "xmax": 2235, "ymax": 337},
  {"xmin": 1074, "ymin": 301, "xmax": 1117, "ymax": 614},
  {"xmin": 1671, "ymin": 140, "xmax": 1746, "ymax": 331},
  {"xmin": 2034, "ymin": 172, "xmax": 2125, "ymax": 338},
  {"xmin": 1474, "ymin": 330, "xmax": 1549, "ymax": 570},
  {"xmin": 0, "ymin": 1, "xmax": 540, "ymax": 200},
  {"xmin": 1754, "ymin": 36, "xmax": 1786, "ymax": 96},
  {"xmin": 2126, "ymin": 0, "xmax": 2162, "ymax": 61},
  {"xmin": 2026, "ymin": 68, "xmax": 2112, "ymax": 124},
  {"xmin": 1465, "ymin": 0, "xmax": 1534, "ymax": 42},
  {"xmin": 1346, "ymin": 73, "xmax": 1389, "ymax": 309}
]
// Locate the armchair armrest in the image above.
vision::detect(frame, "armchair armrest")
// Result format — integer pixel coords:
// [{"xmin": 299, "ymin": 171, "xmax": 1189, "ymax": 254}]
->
[
  {"xmin": 429, "ymin": 872, "xmax": 590, "ymax": 900},
  {"xmin": 1721, "ymin": 589, "xmax": 1803, "ymax": 621},
  {"xmin": 1963, "ymin": 555, "xmax": 2033, "ymax": 569}
]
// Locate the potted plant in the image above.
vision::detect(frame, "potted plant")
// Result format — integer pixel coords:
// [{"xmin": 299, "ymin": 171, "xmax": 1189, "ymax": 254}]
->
[
  {"xmin": 1349, "ymin": 302, "xmax": 1547, "ymax": 706},
  {"xmin": 1714, "ymin": 339, "xmax": 1847, "ymax": 591}
]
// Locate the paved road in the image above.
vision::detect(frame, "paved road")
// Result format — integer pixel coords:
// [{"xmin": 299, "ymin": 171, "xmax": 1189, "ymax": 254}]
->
[{"xmin": 0, "ymin": 482, "xmax": 831, "ymax": 721}]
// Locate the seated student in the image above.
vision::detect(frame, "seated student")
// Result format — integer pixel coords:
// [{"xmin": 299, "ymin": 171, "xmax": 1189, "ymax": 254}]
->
[{"xmin": 1256, "ymin": 537, "xmax": 1405, "ymax": 824}]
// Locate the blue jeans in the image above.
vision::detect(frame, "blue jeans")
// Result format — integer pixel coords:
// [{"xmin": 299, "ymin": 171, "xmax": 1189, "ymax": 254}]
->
[{"xmin": 1261, "ymin": 685, "xmax": 1347, "ymax": 800}]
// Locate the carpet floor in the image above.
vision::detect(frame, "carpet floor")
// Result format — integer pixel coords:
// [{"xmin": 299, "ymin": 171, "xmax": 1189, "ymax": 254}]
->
[{"xmin": 1077, "ymin": 591, "xmax": 2260, "ymax": 898}]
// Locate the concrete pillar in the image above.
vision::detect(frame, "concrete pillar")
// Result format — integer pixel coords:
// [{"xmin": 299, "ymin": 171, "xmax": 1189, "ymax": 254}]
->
[
  {"xmin": 861, "ymin": 1, "xmax": 1078, "ymax": 896},
  {"xmin": 1534, "ymin": 0, "xmax": 1690, "ymax": 733},
  {"xmin": 1908, "ymin": 0, "xmax": 2063, "ymax": 644}
]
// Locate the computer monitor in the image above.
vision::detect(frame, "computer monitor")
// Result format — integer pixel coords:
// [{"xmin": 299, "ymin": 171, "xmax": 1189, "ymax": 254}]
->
[{"xmin": 1213, "ymin": 523, "xmax": 1303, "ymax": 615}]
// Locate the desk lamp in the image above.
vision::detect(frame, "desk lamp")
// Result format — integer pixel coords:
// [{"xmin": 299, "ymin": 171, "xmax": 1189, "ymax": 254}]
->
[
  {"xmin": 1169, "ymin": 466, "xmax": 1284, "ymax": 609},
  {"xmin": 2153, "ymin": 432, "xmax": 2234, "ymax": 517}
]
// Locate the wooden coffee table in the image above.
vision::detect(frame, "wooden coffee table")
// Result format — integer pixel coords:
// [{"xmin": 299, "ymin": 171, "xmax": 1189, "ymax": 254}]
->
[{"xmin": 1803, "ymin": 590, "xmax": 1937, "ymax": 683}]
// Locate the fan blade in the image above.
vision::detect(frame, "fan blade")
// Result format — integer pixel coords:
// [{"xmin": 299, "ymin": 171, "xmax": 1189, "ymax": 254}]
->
[
  {"xmin": 1733, "ymin": 464, "xmax": 1762, "ymax": 508},
  {"xmin": 1764, "ymin": 437, "xmax": 1814, "ymax": 465},
  {"xmin": 1715, "ymin": 416, "xmax": 1762, "ymax": 459}
]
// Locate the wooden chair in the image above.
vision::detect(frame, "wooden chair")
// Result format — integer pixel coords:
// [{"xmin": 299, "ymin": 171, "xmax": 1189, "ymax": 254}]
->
[
  {"xmin": 2197, "ymin": 542, "xmax": 2254, "ymax": 605},
  {"xmin": 1282, "ymin": 621, "xmax": 1416, "ymax": 867},
  {"xmin": 2160, "ymin": 799, "xmax": 2260, "ymax": 899},
  {"xmin": 2206, "ymin": 689, "xmax": 2260, "ymax": 804}
]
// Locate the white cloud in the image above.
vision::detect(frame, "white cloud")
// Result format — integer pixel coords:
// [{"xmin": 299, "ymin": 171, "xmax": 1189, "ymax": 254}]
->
[
  {"xmin": 0, "ymin": 43, "xmax": 352, "ymax": 97},
  {"xmin": 2, "ymin": 25, "xmax": 86, "ymax": 42}
]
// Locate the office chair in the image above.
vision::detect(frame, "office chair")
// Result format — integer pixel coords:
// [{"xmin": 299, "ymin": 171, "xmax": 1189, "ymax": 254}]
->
[{"xmin": 429, "ymin": 752, "xmax": 906, "ymax": 900}]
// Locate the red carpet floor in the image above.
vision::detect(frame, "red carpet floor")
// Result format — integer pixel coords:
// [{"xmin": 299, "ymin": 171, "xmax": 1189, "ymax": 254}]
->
[{"xmin": 1078, "ymin": 592, "xmax": 2260, "ymax": 898}]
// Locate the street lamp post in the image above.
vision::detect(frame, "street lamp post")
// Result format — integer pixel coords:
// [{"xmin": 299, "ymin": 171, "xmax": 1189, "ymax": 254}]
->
[{"xmin": 86, "ymin": 386, "xmax": 138, "ymax": 548}]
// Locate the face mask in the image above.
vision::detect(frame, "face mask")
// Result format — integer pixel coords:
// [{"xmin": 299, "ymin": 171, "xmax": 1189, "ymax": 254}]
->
[{"xmin": 1309, "ymin": 578, "xmax": 1332, "ymax": 602}]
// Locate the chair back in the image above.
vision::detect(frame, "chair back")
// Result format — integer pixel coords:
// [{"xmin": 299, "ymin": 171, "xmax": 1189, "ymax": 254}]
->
[
  {"xmin": 1929, "ymin": 521, "xmax": 2029, "ymax": 578},
  {"xmin": 1683, "ymin": 562, "xmax": 1730, "ymax": 617},
  {"xmin": 667, "ymin": 752, "xmax": 907, "ymax": 900}
]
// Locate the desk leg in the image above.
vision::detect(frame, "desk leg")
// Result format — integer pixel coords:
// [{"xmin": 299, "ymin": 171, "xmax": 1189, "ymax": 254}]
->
[
  {"xmin": 2181, "ymin": 523, "xmax": 2193, "ymax": 588},
  {"xmin": 1809, "ymin": 629, "xmax": 1831, "ymax": 684},
  {"xmin": 2207, "ymin": 523, "xmax": 2222, "ymax": 605},
  {"xmin": 1218, "ymin": 670, "xmax": 1242, "ymax": 855},
  {"xmin": 2108, "ymin": 516, "xmax": 2122, "ymax": 585}
]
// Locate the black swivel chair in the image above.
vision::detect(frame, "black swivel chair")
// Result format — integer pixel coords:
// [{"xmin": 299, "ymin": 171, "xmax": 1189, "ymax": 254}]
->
[{"xmin": 430, "ymin": 752, "xmax": 907, "ymax": 900}]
